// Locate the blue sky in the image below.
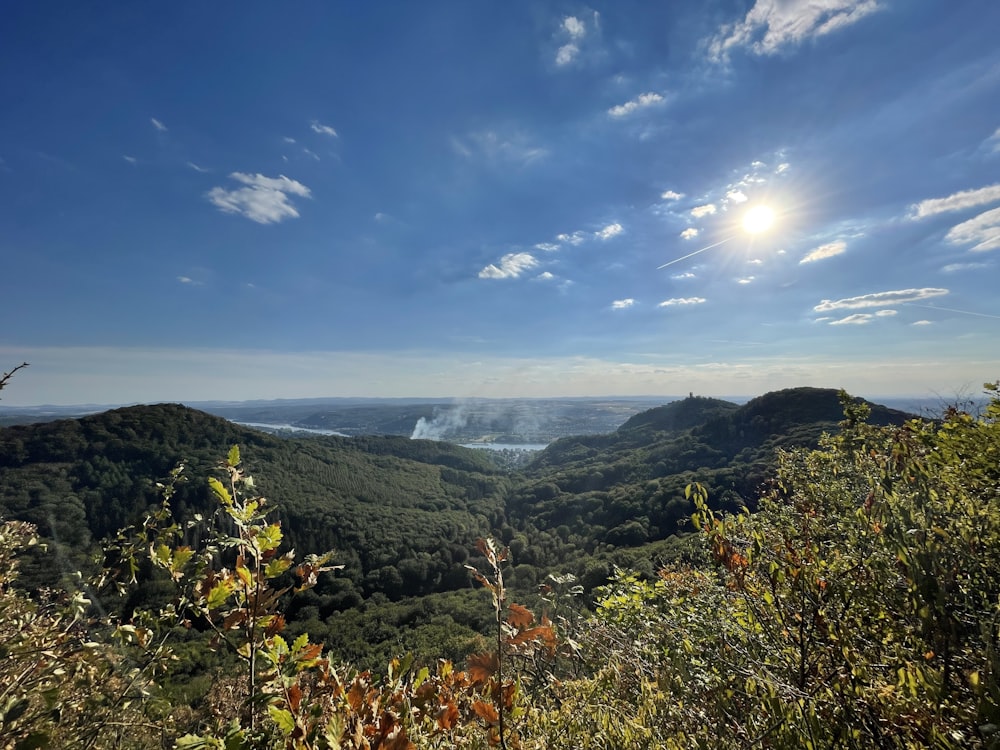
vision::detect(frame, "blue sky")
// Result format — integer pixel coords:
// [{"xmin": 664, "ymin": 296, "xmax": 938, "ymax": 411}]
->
[{"xmin": 2, "ymin": 1, "xmax": 999, "ymax": 405}]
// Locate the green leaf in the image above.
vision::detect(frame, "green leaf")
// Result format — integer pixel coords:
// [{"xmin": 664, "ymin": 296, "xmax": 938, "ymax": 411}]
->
[
  {"xmin": 268, "ymin": 705, "xmax": 296, "ymax": 735},
  {"xmin": 264, "ymin": 556, "xmax": 292, "ymax": 579},
  {"xmin": 206, "ymin": 580, "xmax": 235, "ymax": 610},
  {"xmin": 227, "ymin": 445, "xmax": 241, "ymax": 468},
  {"xmin": 208, "ymin": 477, "xmax": 232, "ymax": 506}
]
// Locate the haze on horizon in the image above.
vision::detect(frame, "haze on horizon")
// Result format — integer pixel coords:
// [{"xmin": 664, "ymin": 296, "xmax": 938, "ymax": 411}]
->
[{"xmin": 2, "ymin": 2, "xmax": 999, "ymax": 407}]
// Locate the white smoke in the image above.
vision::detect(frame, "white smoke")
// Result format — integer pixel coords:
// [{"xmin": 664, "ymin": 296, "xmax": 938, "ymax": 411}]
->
[{"xmin": 410, "ymin": 405, "xmax": 470, "ymax": 440}]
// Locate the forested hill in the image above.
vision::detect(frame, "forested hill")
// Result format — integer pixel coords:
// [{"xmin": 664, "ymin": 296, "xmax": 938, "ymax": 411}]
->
[
  {"xmin": 0, "ymin": 403, "xmax": 507, "ymax": 592},
  {"xmin": 506, "ymin": 388, "xmax": 912, "ymax": 559},
  {"xmin": 0, "ymin": 389, "xmax": 916, "ymax": 666}
]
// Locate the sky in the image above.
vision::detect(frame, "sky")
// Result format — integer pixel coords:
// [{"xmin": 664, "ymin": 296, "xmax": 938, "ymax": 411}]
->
[{"xmin": 2, "ymin": 1, "xmax": 1000, "ymax": 406}]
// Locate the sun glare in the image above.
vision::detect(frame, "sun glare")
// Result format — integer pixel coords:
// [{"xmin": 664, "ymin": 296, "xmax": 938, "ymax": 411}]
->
[{"xmin": 742, "ymin": 205, "xmax": 775, "ymax": 234}]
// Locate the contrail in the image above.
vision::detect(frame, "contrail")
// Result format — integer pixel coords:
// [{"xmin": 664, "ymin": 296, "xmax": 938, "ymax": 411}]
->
[
  {"xmin": 906, "ymin": 303, "xmax": 1000, "ymax": 321},
  {"xmin": 657, "ymin": 236, "xmax": 734, "ymax": 270}
]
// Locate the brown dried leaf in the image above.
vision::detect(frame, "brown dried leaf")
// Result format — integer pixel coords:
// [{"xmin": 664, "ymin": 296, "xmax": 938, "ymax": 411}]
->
[
  {"xmin": 467, "ymin": 651, "xmax": 499, "ymax": 684},
  {"xmin": 471, "ymin": 700, "xmax": 499, "ymax": 724},
  {"xmin": 507, "ymin": 603, "xmax": 534, "ymax": 629}
]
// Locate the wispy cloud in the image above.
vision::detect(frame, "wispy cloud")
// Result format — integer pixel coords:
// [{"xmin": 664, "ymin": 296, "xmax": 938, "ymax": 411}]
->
[
  {"xmin": 453, "ymin": 130, "xmax": 547, "ymax": 166},
  {"xmin": 726, "ymin": 190, "xmax": 748, "ymax": 203},
  {"xmin": 611, "ymin": 298, "xmax": 635, "ymax": 310},
  {"xmin": 814, "ymin": 288, "xmax": 948, "ymax": 312},
  {"xmin": 310, "ymin": 120, "xmax": 338, "ymax": 137},
  {"xmin": 829, "ymin": 313, "xmax": 873, "ymax": 325},
  {"xmin": 187, "ymin": 161, "xmax": 209, "ymax": 173},
  {"xmin": 151, "ymin": 117, "xmax": 167, "ymax": 132},
  {"xmin": 671, "ymin": 272, "xmax": 696, "ymax": 280},
  {"xmin": 608, "ymin": 92, "xmax": 665, "ymax": 118},
  {"xmin": 123, "ymin": 155, "xmax": 137, "ymax": 165},
  {"xmin": 595, "ymin": 223, "xmax": 623, "ymax": 240},
  {"xmin": 944, "ymin": 206, "xmax": 1000, "ymax": 252},
  {"xmin": 661, "ymin": 190, "xmax": 684, "ymax": 201},
  {"xmin": 691, "ymin": 204, "xmax": 717, "ymax": 218},
  {"xmin": 912, "ymin": 320, "xmax": 932, "ymax": 326},
  {"xmin": 709, "ymin": 0, "xmax": 881, "ymax": 61},
  {"xmin": 535, "ymin": 271, "xmax": 555, "ymax": 281},
  {"xmin": 283, "ymin": 136, "xmax": 297, "ymax": 144},
  {"xmin": 737, "ymin": 276, "xmax": 755, "ymax": 284},
  {"xmin": 910, "ymin": 183, "xmax": 1000, "ymax": 219},
  {"xmin": 983, "ymin": 127, "xmax": 1000, "ymax": 153},
  {"xmin": 206, "ymin": 172, "xmax": 312, "ymax": 224},
  {"xmin": 534, "ymin": 242, "xmax": 560, "ymax": 252},
  {"xmin": 478, "ymin": 252, "xmax": 539, "ymax": 279},
  {"xmin": 876, "ymin": 309, "xmax": 897, "ymax": 317},
  {"xmin": 942, "ymin": 261, "xmax": 989, "ymax": 273},
  {"xmin": 800, "ymin": 240, "xmax": 846, "ymax": 263},
  {"xmin": 680, "ymin": 228, "xmax": 699, "ymax": 240},
  {"xmin": 659, "ymin": 297, "xmax": 706, "ymax": 307}
]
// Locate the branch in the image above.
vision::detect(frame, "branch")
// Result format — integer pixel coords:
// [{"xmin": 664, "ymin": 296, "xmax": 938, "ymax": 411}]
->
[{"xmin": 0, "ymin": 362, "xmax": 29, "ymax": 396}]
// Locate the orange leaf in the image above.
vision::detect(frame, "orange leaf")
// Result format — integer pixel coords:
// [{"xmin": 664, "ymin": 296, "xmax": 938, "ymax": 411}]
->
[
  {"xmin": 508, "ymin": 625, "xmax": 557, "ymax": 649},
  {"xmin": 436, "ymin": 701, "xmax": 460, "ymax": 731},
  {"xmin": 471, "ymin": 700, "xmax": 499, "ymax": 724},
  {"xmin": 467, "ymin": 652, "xmax": 499, "ymax": 684},
  {"xmin": 288, "ymin": 684, "xmax": 302, "ymax": 712},
  {"xmin": 507, "ymin": 603, "xmax": 534, "ymax": 629}
]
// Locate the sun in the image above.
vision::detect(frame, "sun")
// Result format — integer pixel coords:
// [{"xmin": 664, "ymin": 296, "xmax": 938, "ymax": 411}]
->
[{"xmin": 742, "ymin": 205, "xmax": 776, "ymax": 234}]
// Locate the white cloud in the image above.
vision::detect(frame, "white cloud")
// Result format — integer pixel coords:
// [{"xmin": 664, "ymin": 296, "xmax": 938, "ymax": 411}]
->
[
  {"xmin": 680, "ymin": 228, "xmax": 699, "ymax": 240},
  {"xmin": 671, "ymin": 272, "xmax": 696, "ymax": 280},
  {"xmin": 800, "ymin": 240, "xmax": 847, "ymax": 263},
  {"xmin": 310, "ymin": 120, "xmax": 338, "ymax": 137},
  {"xmin": 555, "ymin": 43, "xmax": 580, "ymax": 66},
  {"xmin": 737, "ymin": 276, "xmax": 755, "ymax": 284},
  {"xmin": 608, "ymin": 92, "xmax": 665, "ymax": 117},
  {"xmin": 206, "ymin": 172, "xmax": 312, "ymax": 224},
  {"xmin": 748, "ymin": 258, "xmax": 763, "ymax": 265},
  {"xmin": 595, "ymin": 223, "xmax": 623, "ymax": 240},
  {"xmin": 563, "ymin": 16, "xmax": 586, "ymax": 39},
  {"xmin": 187, "ymin": 161, "xmax": 209, "ymax": 173},
  {"xmin": 554, "ymin": 14, "xmax": 593, "ymax": 66},
  {"xmin": 876, "ymin": 309, "xmax": 897, "ymax": 317},
  {"xmin": 829, "ymin": 313, "xmax": 873, "ymax": 325},
  {"xmin": 478, "ymin": 252, "xmax": 539, "ymax": 279},
  {"xmin": 910, "ymin": 183, "xmax": 1000, "ymax": 219},
  {"xmin": 776, "ymin": 162, "xmax": 790, "ymax": 174},
  {"xmin": 611, "ymin": 298, "xmax": 635, "ymax": 310},
  {"xmin": 123, "ymin": 155, "xmax": 137, "ymax": 164},
  {"xmin": 283, "ymin": 137, "xmax": 296, "ymax": 144},
  {"xmin": 661, "ymin": 190, "xmax": 684, "ymax": 201},
  {"xmin": 691, "ymin": 204, "xmax": 717, "ymax": 218},
  {"xmin": 726, "ymin": 190, "xmax": 748, "ymax": 203},
  {"xmin": 302, "ymin": 148, "xmax": 321, "ymax": 161},
  {"xmin": 151, "ymin": 117, "xmax": 167, "ymax": 132},
  {"xmin": 536, "ymin": 271, "xmax": 555, "ymax": 281},
  {"xmin": 659, "ymin": 297, "xmax": 706, "ymax": 307},
  {"xmin": 709, "ymin": 0, "xmax": 881, "ymax": 61},
  {"xmin": 944, "ymin": 206, "xmax": 1000, "ymax": 252},
  {"xmin": 912, "ymin": 320, "xmax": 932, "ymax": 326},
  {"xmin": 557, "ymin": 231, "xmax": 586, "ymax": 246},
  {"xmin": 534, "ymin": 242, "xmax": 560, "ymax": 252},
  {"xmin": 177, "ymin": 276, "xmax": 193, "ymax": 284},
  {"xmin": 814, "ymin": 288, "xmax": 948, "ymax": 312},
  {"xmin": 942, "ymin": 261, "xmax": 989, "ymax": 272}
]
